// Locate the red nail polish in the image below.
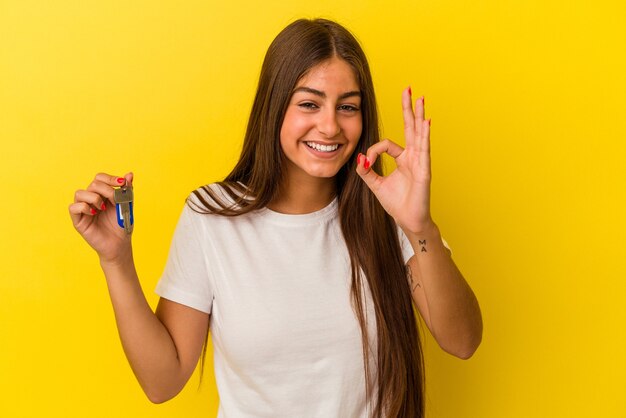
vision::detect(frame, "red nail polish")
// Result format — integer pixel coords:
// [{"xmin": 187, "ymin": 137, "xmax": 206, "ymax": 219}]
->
[
  {"xmin": 421, "ymin": 96, "xmax": 425, "ymax": 106},
  {"xmin": 90, "ymin": 208, "xmax": 97, "ymax": 215},
  {"xmin": 117, "ymin": 177, "xmax": 125, "ymax": 184},
  {"xmin": 101, "ymin": 203, "xmax": 106, "ymax": 211},
  {"xmin": 408, "ymin": 86, "xmax": 412, "ymax": 96},
  {"xmin": 357, "ymin": 153, "xmax": 362, "ymax": 165},
  {"xmin": 364, "ymin": 158, "xmax": 371, "ymax": 170},
  {"xmin": 428, "ymin": 119, "xmax": 431, "ymax": 126}
]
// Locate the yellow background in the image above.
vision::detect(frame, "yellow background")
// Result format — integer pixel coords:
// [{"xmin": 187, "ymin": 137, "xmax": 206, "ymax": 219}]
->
[{"xmin": 1, "ymin": 0, "xmax": 624, "ymax": 417}]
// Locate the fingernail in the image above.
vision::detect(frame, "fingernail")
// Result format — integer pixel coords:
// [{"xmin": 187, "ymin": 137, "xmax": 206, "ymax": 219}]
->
[
  {"xmin": 428, "ymin": 119, "xmax": 431, "ymax": 126},
  {"xmin": 117, "ymin": 177, "xmax": 125, "ymax": 184},
  {"xmin": 421, "ymin": 96, "xmax": 425, "ymax": 106},
  {"xmin": 364, "ymin": 158, "xmax": 371, "ymax": 170},
  {"xmin": 101, "ymin": 203, "xmax": 106, "ymax": 211},
  {"xmin": 408, "ymin": 86, "xmax": 412, "ymax": 96},
  {"xmin": 357, "ymin": 153, "xmax": 362, "ymax": 165},
  {"xmin": 90, "ymin": 208, "xmax": 97, "ymax": 215}
]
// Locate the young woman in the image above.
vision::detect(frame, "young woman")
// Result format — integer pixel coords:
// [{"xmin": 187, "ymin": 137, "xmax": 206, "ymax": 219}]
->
[{"xmin": 69, "ymin": 18, "xmax": 482, "ymax": 418}]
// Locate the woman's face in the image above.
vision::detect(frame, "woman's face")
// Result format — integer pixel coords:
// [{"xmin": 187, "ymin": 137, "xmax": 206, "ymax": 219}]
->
[{"xmin": 279, "ymin": 57, "xmax": 363, "ymax": 181}]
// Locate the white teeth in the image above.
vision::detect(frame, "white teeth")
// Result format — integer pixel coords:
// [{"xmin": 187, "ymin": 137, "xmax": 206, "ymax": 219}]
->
[{"xmin": 306, "ymin": 142, "xmax": 340, "ymax": 152}]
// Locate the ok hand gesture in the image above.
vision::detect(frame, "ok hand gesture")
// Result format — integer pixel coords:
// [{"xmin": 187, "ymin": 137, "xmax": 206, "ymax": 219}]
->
[{"xmin": 356, "ymin": 88, "xmax": 434, "ymax": 234}]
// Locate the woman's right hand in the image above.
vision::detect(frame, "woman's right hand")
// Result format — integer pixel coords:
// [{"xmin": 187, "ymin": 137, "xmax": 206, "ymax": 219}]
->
[{"xmin": 69, "ymin": 172, "xmax": 134, "ymax": 264}]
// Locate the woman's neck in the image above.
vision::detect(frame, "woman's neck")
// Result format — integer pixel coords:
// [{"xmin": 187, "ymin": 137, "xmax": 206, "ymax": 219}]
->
[{"xmin": 268, "ymin": 175, "xmax": 337, "ymax": 215}]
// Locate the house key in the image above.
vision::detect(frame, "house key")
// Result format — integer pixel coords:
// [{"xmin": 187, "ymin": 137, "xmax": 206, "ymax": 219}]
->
[{"xmin": 114, "ymin": 186, "xmax": 134, "ymax": 234}]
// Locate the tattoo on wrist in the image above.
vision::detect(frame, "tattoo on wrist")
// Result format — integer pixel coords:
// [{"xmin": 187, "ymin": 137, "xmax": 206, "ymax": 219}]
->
[{"xmin": 419, "ymin": 239, "xmax": 427, "ymax": 253}]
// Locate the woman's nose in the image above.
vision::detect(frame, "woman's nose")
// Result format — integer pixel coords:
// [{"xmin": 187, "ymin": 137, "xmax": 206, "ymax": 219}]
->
[{"xmin": 317, "ymin": 108, "xmax": 341, "ymax": 138}]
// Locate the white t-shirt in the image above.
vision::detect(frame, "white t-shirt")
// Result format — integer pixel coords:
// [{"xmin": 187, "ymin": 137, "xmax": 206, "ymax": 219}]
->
[{"xmin": 155, "ymin": 186, "xmax": 421, "ymax": 417}]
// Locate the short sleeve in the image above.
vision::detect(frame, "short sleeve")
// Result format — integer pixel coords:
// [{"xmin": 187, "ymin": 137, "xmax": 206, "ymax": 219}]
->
[
  {"xmin": 397, "ymin": 227, "xmax": 452, "ymax": 264},
  {"xmin": 155, "ymin": 203, "xmax": 214, "ymax": 314}
]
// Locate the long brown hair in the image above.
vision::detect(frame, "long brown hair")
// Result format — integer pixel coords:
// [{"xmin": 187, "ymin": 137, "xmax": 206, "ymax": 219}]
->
[{"xmin": 190, "ymin": 18, "xmax": 424, "ymax": 418}]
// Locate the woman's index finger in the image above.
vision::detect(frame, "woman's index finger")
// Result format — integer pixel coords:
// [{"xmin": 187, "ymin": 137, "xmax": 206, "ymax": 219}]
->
[{"xmin": 95, "ymin": 173, "xmax": 128, "ymax": 186}]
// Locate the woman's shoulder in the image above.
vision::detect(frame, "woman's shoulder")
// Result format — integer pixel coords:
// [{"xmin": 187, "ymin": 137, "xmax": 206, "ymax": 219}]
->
[{"xmin": 185, "ymin": 181, "xmax": 253, "ymax": 214}]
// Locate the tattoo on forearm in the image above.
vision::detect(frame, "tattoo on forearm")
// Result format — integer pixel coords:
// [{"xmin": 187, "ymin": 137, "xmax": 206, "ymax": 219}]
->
[
  {"xmin": 406, "ymin": 264, "xmax": 421, "ymax": 291},
  {"xmin": 419, "ymin": 239, "xmax": 427, "ymax": 253}
]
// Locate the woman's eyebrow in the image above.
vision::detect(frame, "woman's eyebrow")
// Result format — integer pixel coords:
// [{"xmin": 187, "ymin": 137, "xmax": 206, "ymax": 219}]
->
[{"xmin": 293, "ymin": 86, "xmax": 361, "ymax": 100}]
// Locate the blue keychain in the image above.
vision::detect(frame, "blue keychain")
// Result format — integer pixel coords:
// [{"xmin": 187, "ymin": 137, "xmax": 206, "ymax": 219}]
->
[{"xmin": 114, "ymin": 186, "xmax": 134, "ymax": 234}]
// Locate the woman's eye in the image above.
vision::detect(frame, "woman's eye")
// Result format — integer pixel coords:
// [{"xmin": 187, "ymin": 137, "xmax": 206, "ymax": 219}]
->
[
  {"xmin": 338, "ymin": 104, "xmax": 359, "ymax": 112},
  {"xmin": 298, "ymin": 102, "xmax": 318, "ymax": 110}
]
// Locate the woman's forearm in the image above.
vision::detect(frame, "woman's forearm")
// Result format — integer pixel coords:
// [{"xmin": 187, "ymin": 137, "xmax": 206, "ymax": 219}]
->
[
  {"xmin": 100, "ymin": 252, "xmax": 184, "ymax": 403},
  {"xmin": 405, "ymin": 223, "xmax": 482, "ymax": 359}
]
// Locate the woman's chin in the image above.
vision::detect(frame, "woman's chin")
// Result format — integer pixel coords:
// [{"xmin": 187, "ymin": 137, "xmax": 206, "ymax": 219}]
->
[{"xmin": 303, "ymin": 164, "xmax": 344, "ymax": 179}]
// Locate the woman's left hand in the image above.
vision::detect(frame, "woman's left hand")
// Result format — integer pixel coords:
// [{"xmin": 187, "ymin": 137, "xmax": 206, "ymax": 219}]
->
[{"xmin": 356, "ymin": 87, "xmax": 435, "ymax": 234}]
